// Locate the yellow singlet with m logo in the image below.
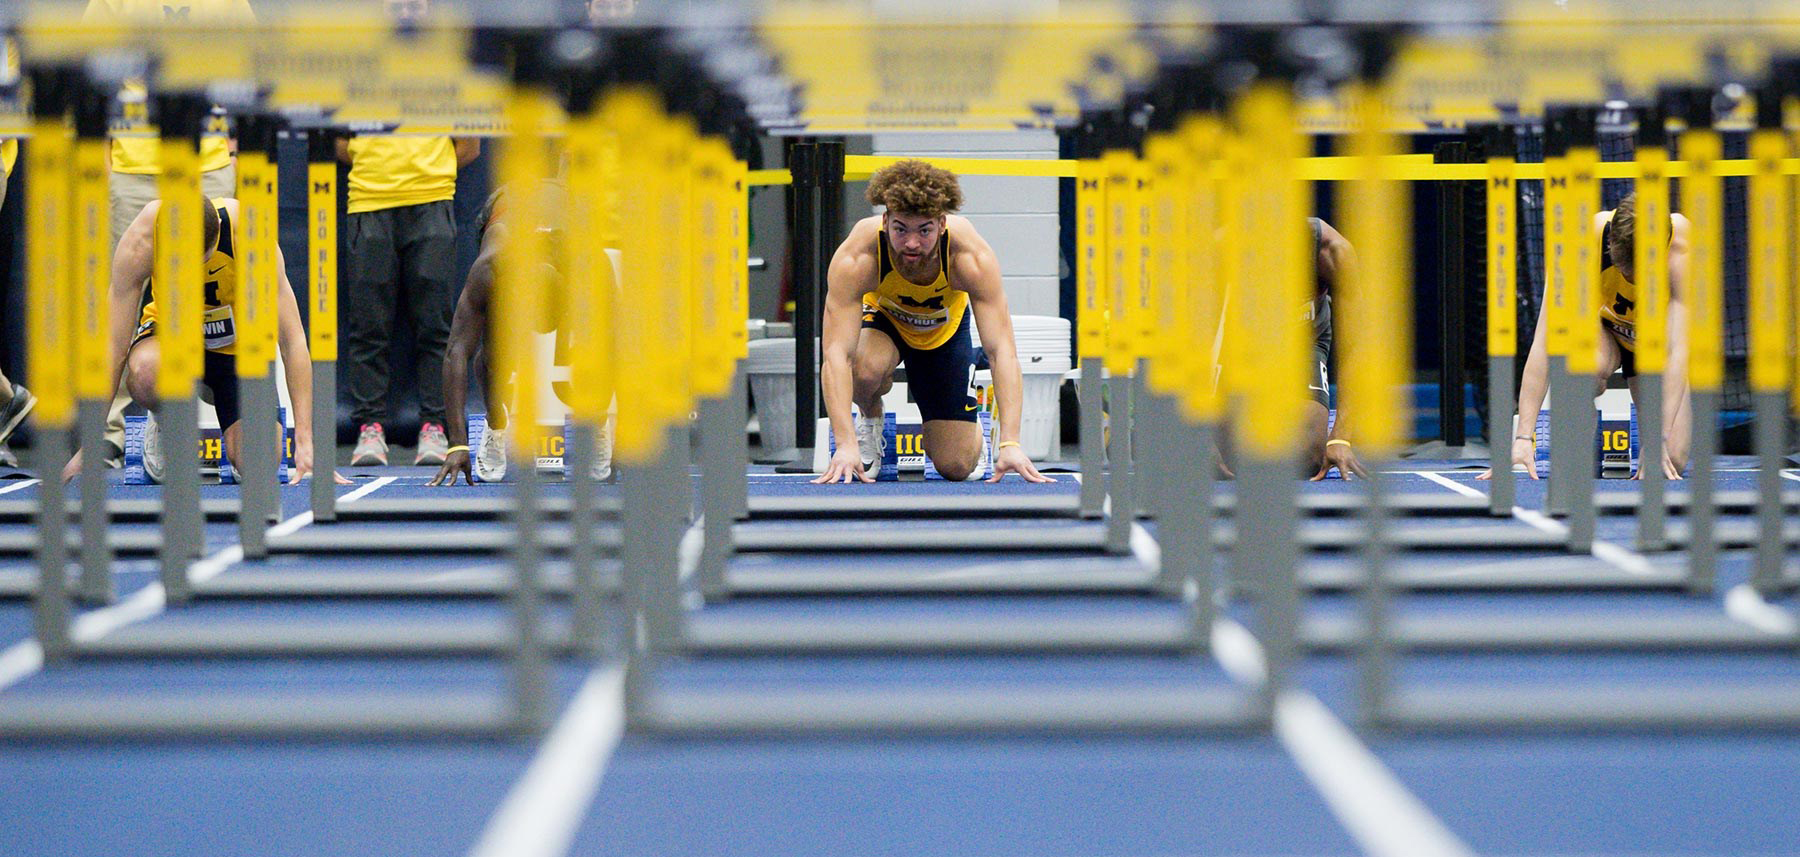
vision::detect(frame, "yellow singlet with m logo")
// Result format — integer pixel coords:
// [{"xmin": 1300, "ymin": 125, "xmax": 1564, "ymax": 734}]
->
[
  {"xmin": 862, "ymin": 230, "xmax": 967, "ymax": 351},
  {"xmin": 137, "ymin": 198, "xmax": 240, "ymax": 354}
]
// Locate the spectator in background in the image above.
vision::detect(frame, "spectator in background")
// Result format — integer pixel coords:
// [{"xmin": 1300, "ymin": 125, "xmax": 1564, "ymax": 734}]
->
[
  {"xmin": 85, "ymin": 0, "xmax": 254, "ymax": 466},
  {"xmin": 340, "ymin": 0, "xmax": 480, "ymax": 466},
  {"xmin": 0, "ymin": 36, "xmax": 34, "ymax": 467}
]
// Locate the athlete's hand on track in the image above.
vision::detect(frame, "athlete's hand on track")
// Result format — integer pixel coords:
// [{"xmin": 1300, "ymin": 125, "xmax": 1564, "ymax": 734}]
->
[
  {"xmin": 291, "ymin": 440, "xmax": 352, "ymax": 485},
  {"xmin": 988, "ymin": 445, "xmax": 1055, "ymax": 483},
  {"xmin": 1632, "ymin": 451, "xmax": 1683, "ymax": 481},
  {"xmin": 813, "ymin": 446, "xmax": 874, "ymax": 484},
  {"xmin": 59, "ymin": 451, "xmax": 82, "ymax": 484},
  {"xmin": 1311, "ymin": 442, "xmax": 1369, "ymax": 481},
  {"xmin": 1477, "ymin": 436, "xmax": 1538, "ymax": 481},
  {"xmin": 429, "ymin": 449, "xmax": 473, "ymax": 486}
]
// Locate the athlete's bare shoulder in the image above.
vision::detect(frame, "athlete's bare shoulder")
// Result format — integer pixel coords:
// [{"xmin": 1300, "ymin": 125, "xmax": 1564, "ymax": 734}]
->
[{"xmin": 828, "ymin": 215, "xmax": 884, "ymax": 293}]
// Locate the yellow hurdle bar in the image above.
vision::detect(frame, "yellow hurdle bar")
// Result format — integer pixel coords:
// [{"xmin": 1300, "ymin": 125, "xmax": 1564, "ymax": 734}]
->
[
  {"xmin": 656, "ymin": 112, "xmax": 699, "ymax": 427},
  {"xmin": 25, "ymin": 94, "xmax": 73, "ymax": 431},
  {"xmin": 1682, "ymin": 127, "xmax": 1726, "ymax": 397},
  {"xmin": 564, "ymin": 111, "xmax": 614, "ymax": 428},
  {"xmin": 307, "ymin": 142, "xmax": 339, "ymax": 364},
  {"xmin": 493, "ymin": 85, "xmax": 558, "ymax": 461},
  {"xmin": 1562, "ymin": 130, "xmax": 1602, "ymax": 380},
  {"xmin": 1232, "ymin": 82, "xmax": 1309, "ymax": 460},
  {"xmin": 72, "ymin": 102, "xmax": 110, "ymax": 406},
  {"xmin": 1747, "ymin": 116, "xmax": 1790, "ymax": 397},
  {"xmin": 727, "ymin": 158, "xmax": 751, "ymax": 369},
  {"xmin": 1143, "ymin": 132, "xmax": 1186, "ymax": 398},
  {"xmin": 153, "ymin": 107, "xmax": 206, "ymax": 404},
  {"xmin": 1633, "ymin": 128, "xmax": 1672, "ymax": 376},
  {"xmin": 1485, "ymin": 141, "xmax": 1518, "ymax": 363},
  {"xmin": 234, "ymin": 132, "xmax": 272, "ymax": 379},
  {"xmin": 1075, "ymin": 156, "xmax": 1106, "ymax": 364},
  {"xmin": 1101, "ymin": 147, "xmax": 1138, "ymax": 377},
  {"xmin": 1341, "ymin": 79, "xmax": 1412, "ymax": 460},
  {"xmin": 604, "ymin": 87, "xmax": 665, "ymax": 465},
  {"xmin": 1178, "ymin": 115, "xmax": 1224, "ymax": 425}
]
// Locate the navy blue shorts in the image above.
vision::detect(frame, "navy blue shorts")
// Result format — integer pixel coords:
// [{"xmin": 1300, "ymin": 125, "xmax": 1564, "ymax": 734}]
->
[{"xmin": 863, "ymin": 307, "xmax": 980, "ymax": 423}]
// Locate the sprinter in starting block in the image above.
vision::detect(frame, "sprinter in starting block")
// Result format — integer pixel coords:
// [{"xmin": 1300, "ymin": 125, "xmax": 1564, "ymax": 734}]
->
[
  {"xmin": 61, "ymin": 198, "xmax": 344, "ymax": 484},
  {"xmin": 429, "ymin": 179, "xmax": 614, "ymax": 486},
  {"xmin": 815, "ymin": 160, "xmax": 1053, "ymax": 485},
  {"xmin": 1481, "ymin": 193, "xmax": 1692, "ymax": 481}
]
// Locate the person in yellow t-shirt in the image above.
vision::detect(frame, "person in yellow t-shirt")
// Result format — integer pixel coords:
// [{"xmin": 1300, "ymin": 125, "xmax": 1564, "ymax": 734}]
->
[
  {"xmin": 82, "ymin": 0, "xmax": 254, "ymax": 243},
  {"xmin": 336, "ymin": 0, "xmax": 481, "ymax": 467}
]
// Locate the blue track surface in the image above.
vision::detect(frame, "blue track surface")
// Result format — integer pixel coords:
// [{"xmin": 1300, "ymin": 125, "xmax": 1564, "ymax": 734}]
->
[{"xmin": 0, "ymin": 463, "xmax": 1796, "ymax": 857}]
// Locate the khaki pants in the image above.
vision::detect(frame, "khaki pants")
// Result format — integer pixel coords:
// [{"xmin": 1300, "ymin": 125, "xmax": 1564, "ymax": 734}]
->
[
  {"xmin": 102, "ymin": 165, "xmax": 238, "ymax": 459},
  {"xmin": 108, "ymin": 165, "xmax": 237, "ymax": 247}
]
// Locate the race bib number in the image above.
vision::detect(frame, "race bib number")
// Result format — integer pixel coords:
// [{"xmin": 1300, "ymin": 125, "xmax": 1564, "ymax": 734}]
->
[{"xmin": 202, "ymin": 305, "xmax": 237, "ymax": 350}]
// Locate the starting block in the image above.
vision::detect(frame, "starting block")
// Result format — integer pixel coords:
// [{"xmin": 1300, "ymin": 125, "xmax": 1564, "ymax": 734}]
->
[
  {"xmin": 122, "ymin": 412, "xmax": 294, "ymax": 484},
  {"xmin": 467, "ymin": 413, "xmax": 574, "ymax": 482},
  {"xmin": 813, "ymin": 409, "xmax": 994, "ymax": 481},
  {"xmin": 1526, "ymin": 406, "xmax": 1639, "ymax": 477}
]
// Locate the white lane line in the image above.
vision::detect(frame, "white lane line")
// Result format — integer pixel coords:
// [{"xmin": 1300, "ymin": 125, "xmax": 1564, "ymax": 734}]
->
[
  {"xmin": 1724, "ymin": 584, "xmax": 1799, "ymax": 636},
  {"xmin": 1208, "ymin": 621, "xmax": 1473, "ymax": 857},
  {"xmin": 1781, "ymin": 470, "xmax": 1800, "ymax": 484},
  {"xmin": 1415, "ymin": 471, "xmax": 1485, "ymax": 500},
  {"xmin": 0, "ymin": 479, "xmax": 41, "ymax": 496},
  {"xmin": 466, "ymin": 665, "xmax": 627, "ymax": 857},
  {"xmin": 1416, "ymin": 473, "xmax": 1657, "ymax": 579},
  {"xmin": 0, "ymin": 476, "xmax": 395, "ymax": 694}
]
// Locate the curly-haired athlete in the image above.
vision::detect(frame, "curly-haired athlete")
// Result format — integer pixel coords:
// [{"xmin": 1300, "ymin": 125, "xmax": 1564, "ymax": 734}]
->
[{"xmin": 814, "ymin": 159, "xmax": 1053, "ymax": 484}]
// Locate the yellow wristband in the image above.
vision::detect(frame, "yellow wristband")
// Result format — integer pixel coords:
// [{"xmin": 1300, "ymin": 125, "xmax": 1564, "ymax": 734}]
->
[
  {"xmin": 445, "ymin": 445, "xmax": 470, "ymax": 455},
  {"xmin": 997, "ymin": 440, "xmax": 1021, "ymax": 450},
  {"xmin": 1325, "ymin": 439, "xmax": 1351, "ymax": 449}
]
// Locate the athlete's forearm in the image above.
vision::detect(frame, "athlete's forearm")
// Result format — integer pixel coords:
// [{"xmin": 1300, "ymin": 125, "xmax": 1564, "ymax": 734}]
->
[
  {"xmin": 987, "ymin": 347, "xmax": 1025, "ymax": 444},
  {"xmin": 821, "ymin": 353, "xmax": 858, "ymax": 448},
  {"xmin": 277, "ymin": 332, "xmax": 314, "ymax": 446},
  {"xmin": 1661, "ymin": 301, "xmax": 1691, "ymax": 431},
  {"xmin": 1515, "ymin": 311, "xmax": 1552, "ymax": 434},
  {"xmin": 443, "ymin": 342, "xmax": 472, "ymax": 447}
]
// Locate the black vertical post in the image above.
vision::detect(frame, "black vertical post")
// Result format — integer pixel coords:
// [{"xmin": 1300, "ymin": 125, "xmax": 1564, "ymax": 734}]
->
[
  {"xmin": 782, "ymin": 142, "xmax": 820, "ymax": 464},
  {"xmin": 1435, "ymin": 140, "xmax": 1469, "ymax": 448},
  {"xmin": 814, "ymin": 139, "xmax": 845, "ymax": 443}
]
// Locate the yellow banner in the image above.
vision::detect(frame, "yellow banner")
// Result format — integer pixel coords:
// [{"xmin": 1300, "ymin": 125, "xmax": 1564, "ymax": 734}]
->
[
  {"xmin": 73, "ymin": 135, "xmax": 112, "ymax": 399},
  {"xmin": 26, "ymin": 119, "xmax": 73, "ymax": 427},
  {"xmin": 307, "ymin": 160, "xmax": 338, "ymax": 361}
]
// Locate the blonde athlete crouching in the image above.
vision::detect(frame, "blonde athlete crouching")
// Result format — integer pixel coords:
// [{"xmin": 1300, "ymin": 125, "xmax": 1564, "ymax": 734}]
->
[
  {"xmin": 816, "ymin": 160, "xmax": 1053, "ymax": 485},
  {"xmin": 61, "ymin": 199, "xmax": 347, "ymax": 485},
  {"xmin": 1480, "ymin": 192, "xmax": 1693, "ymax": 481}
]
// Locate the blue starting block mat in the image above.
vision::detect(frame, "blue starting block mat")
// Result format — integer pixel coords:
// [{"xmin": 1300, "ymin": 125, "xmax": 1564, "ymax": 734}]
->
[
  {"xmin": 819, "ymin": 410, "xmax": 994, "ymax": 481},
  {"xmin": 467, "ymin": 414, "xmax": 575, "ymax": 483},
  {"xmin": 123, "ymin": 412, "xmax": 292, "ymax": 485}
]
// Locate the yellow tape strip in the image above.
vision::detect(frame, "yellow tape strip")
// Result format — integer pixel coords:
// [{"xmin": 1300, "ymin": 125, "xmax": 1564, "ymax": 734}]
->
[
  {"xmin": 746, "ymin": 168, "xmax": 792, "ymax": 187},
  {"xmin": 1748, "ymin": 128, "xmax": 1790, "ymax": 393},
  {"xmin": 26, "ymin": 119, "xmax": 73, "ymax": 427},
  {"xmin": 73, "ymin": 135, "xmax": 111, "ymax": 400}
]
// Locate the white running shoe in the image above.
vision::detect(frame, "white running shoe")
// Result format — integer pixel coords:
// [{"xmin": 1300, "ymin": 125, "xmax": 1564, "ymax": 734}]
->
[
  {"xmin": 590, "ymin": 414, "xmax": 615, "ymax": 482},
  {"xmin": 475, "ymin": 423, "xmax": 509, "ymax": 482},
  {"xmin": 854, "ymin": 412, "xmax": 884, "ymax": 471},
  {"xmin": 142, "ymin": 412, "xmax": 165, "ymax": 485}
]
